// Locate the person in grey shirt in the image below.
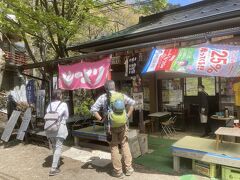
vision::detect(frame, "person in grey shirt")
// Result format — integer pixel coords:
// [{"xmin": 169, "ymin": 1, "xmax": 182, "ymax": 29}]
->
[{"xmin": 45, "ymin": 90, "xmax": 69, "ymax": 176}]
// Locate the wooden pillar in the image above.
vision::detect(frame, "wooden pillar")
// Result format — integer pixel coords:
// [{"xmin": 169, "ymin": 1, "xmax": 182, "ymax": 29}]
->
[
  {"xmin": 155, "ymin": 73, "xmax": 158, "ymax": 111},
  {"xmin": 173, "ymin": 156, "xmax": 180, "ymax": 172},
  {"xmin": 149, "ymin": 73, "xmax": 157, "ymax": 113},
  {"xmin": 139, "ymin": 109, "xmax": 144, "ymax": 133},
  {"xmin": 49, "ymin": 72, "xmax": 53, "ymax": 102},
  {"xmin": 237, "ymin": 106, "xmax": 240, "ymax": 119},
  {"xmin": 69, "ymin": 91, "xmax": 74, "ymax": 116}
]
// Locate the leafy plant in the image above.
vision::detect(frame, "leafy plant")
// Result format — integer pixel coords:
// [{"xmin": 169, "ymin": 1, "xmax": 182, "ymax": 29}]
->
[{"xmin": 74, "ymin": 97, "xmax": 94, "ymax": 117}]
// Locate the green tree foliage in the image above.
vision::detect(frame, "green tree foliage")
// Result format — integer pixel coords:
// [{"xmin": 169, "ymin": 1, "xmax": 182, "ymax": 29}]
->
[
  {"xmin": 132, "ymin": 0, "xmax": 167, "ymax": 15},
  {"xmin": 0, "ymin": 0, "xmax": 107, "ymax": 62},
  {"xmin": 0, "ymin": 0, "xmax": 167, "ymax": 64}
]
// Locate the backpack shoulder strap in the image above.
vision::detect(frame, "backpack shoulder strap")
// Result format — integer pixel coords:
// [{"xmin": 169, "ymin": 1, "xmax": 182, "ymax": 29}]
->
[
  {"xmin": 54, "ymin": 101, "xmax": 62, "ymax": 112},
  {"xmin": 49, "ymin": 102, "xmax": 53, "ymax": 112}
]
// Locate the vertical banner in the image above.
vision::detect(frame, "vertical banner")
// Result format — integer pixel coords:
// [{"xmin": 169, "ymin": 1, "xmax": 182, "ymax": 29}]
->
[
  {"xmin": 142, "ymin": 44, "xmax": 240, "ymax": 77},
  {"xmin": 52, "ymin": 76, "xmax": 58, "ymax": 90},
  {"xmin": 26, "ymin": 79, "xmax": 36, "ymax": 105},
  {"xmin": 125, "ymin": 55, "xmax": 138, "ymax": 77},
  {"xmin": 58, "ymin": 57, "xmax": 111, "ymax": 90},
  {"xmin": 36, "ymin": 90, "xmax": 45, "ymax": 118}
]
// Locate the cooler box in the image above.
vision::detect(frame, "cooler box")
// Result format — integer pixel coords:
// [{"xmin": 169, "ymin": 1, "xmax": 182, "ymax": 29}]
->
[
  {"xmin": 222, "ymin": 166, "xmax": 240, "ymax": 180},
  {"xmin": 192, "ymin": 160, "xmax": 218, "ymax": 178}
]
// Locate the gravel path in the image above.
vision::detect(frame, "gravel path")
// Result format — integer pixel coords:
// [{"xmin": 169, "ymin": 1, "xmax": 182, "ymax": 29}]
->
[{"xmin": 0, "ymin": 142, "xmax": 209, "ymax": 180}]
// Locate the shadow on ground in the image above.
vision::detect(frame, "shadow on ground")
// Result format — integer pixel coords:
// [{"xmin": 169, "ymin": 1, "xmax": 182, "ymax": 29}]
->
[
  {"xmin": 42, "ymin": 155, "xmax": 64, "ymax": 168},
  {"xmin": 81, "ymin": 156, "xmax": 112, "ymax": 176}
]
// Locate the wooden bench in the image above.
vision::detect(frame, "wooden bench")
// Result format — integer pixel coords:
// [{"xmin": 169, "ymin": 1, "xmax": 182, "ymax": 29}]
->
[
  {"xmin": 172, "ymin": 136, "xmax": 240, "ymax": 172},
  {"xmin": 72, "ymin": 125, "xmax": 107, "ymax": 144}
]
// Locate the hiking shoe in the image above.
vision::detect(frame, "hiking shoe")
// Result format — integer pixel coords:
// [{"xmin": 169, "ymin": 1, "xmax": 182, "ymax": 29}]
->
[
  {"xmin": 125, "ymin": 167, "xmax": 134, "ymax": 176},
  {"xmin": 49, "ymin": 168, "xmax": 60, "ymax": 176},
  {"xmin": 112, "ymin": 171, "xmax": 124, "ymax": 179}
]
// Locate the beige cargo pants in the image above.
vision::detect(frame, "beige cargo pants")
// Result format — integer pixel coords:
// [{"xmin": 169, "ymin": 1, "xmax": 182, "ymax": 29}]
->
[{"xmin": 110, "ymin": 125, "xmax": 132, "ymax": 174}]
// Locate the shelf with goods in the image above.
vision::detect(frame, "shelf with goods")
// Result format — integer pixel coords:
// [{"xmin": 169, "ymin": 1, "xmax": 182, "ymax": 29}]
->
[{"xmin": 219, "ymin": 77, "xmax": 236, "ymax": 116}]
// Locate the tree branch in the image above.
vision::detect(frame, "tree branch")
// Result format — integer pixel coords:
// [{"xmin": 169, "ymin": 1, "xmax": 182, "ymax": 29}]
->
[
  {"xmin": 61, "ymin": 0, "xmax": 65, "ymax": 17},
  {"xmin": 46, "ymin": 26, "xmax": 60, "ymax": 56},
  {"xmin": 21, "ymin": 32, "xmax": 37, "ymax": 63},
  {"xmin": 52, "ymin": 0, "xmax": 60, "ymax": 16}
]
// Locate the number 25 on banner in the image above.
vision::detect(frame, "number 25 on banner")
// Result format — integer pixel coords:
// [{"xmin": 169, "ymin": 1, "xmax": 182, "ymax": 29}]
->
[{"xmin": 207, "ymin": 50, "xmax": 228, "ymax": 73}]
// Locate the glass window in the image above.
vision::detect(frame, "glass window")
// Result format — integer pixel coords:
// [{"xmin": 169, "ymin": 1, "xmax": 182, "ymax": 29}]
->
[
  {"xmin": 202, "ymin": 77, "xmax": 216, "ymax": 96},
  {"xmin": 185, "ymin": 78, "xmax": 198, "ymax": 96}
]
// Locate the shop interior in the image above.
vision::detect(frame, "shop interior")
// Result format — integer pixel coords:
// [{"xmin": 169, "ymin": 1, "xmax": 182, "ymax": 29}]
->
[{"xmin": 108, "ymin": 68, "xmax": 236, "ymax": 136}]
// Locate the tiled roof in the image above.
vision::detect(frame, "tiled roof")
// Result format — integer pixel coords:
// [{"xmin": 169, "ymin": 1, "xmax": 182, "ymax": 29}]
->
[{"xmin": 68, "ymin": 0, "xmax": 240, "ymax": 51}]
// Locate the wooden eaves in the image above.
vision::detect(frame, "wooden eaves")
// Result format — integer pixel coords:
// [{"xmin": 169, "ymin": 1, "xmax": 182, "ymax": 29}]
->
[{"xmin": 19, "ymin": 27, "xmax": 240, "ymax": 71}]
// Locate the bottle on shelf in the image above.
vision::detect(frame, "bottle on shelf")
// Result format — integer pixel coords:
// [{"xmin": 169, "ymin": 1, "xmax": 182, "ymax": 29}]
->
[{"xmin": 224, "ymin": 107, "xmax": 229, "ymax": 118}]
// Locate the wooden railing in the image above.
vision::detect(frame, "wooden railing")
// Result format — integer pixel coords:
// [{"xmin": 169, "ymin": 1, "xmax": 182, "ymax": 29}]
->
[{"xmin": 4, "ymin": 51, "xmax": 29, "ymax": 65}]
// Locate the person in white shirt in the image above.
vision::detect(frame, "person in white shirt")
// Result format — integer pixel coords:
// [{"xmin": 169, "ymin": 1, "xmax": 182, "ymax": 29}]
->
[{"xmin": 46, "ymin": 90, "xmax": 69, "ymax": 176}]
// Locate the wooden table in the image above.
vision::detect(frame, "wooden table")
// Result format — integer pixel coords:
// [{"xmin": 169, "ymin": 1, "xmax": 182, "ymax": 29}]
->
[
  {"xmin": 148, "ymin": 112, "xmax": 171, "ymax": 131},
  {"xmin": 148, "ymin": 112, "xmax": 171, "ymax": 118},
  {"xmin": 215, "ymin": 127, "xmax": 240, "ymax": 150},
  {"xmin": 211, "ymin": 115, "xmax": 234, "ymax": 122}
]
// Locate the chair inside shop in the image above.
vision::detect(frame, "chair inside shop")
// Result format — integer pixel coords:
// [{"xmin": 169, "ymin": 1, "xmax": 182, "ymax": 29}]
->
[{"xmin": 160, "ymin": 116, "xmax": 177, "ymax": 137}]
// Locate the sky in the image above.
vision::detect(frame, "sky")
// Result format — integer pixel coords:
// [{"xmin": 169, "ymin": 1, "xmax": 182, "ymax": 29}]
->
[
  {"xmin": 126, "ymin": 0, "xmax": 203, "ymax": 6},
  {"xmin": 168, "ymin": 0, "xmax": 202, "ymax": 6}
]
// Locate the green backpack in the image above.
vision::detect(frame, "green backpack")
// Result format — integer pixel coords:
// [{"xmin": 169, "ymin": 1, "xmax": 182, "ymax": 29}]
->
[{"xmin": 109, "ymin": 92, "xmax": 127, "ymax": 128}]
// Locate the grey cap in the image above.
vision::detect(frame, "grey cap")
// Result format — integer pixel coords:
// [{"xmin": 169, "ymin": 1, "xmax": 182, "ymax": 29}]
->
[{"xmin": 104, "ymin": 80, "xmax": 115, "ymax": 91}]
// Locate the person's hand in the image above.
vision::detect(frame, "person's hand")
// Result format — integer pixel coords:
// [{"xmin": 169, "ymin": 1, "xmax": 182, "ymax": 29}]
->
[{"xmin": 100, "ymin": 116, "xmax": 106, "ymax": 122}]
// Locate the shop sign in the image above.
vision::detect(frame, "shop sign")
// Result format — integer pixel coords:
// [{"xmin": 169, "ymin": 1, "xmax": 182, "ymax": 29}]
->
[
  {"xmin": 58, "ymin": 57, "xmax": 111, "ymax": 90},
  {"xmin": 125, "ymin": 55, "xmax": 138, "ymax": 77},
  {"xmin": 112, "ymin": 56, "xmax": 121, "ymax": 64},
  {"xmin": 142, "ymin": 44, "xmax": 240, "ymax": 77}
]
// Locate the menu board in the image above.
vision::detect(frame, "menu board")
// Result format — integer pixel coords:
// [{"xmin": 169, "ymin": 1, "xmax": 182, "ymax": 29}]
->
[{"xmin": 133, "ymin": 92, "xmax": 143, "ymax": 110}]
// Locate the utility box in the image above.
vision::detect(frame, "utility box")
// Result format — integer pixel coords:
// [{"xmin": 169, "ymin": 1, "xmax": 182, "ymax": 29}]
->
[
  {"xmin": 222, "ymin": 166, "xmax": 240, "ymax": 180},
  {"xmin": 192, "ymin": 160, "xmax": 218, "ymax": 178}
]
